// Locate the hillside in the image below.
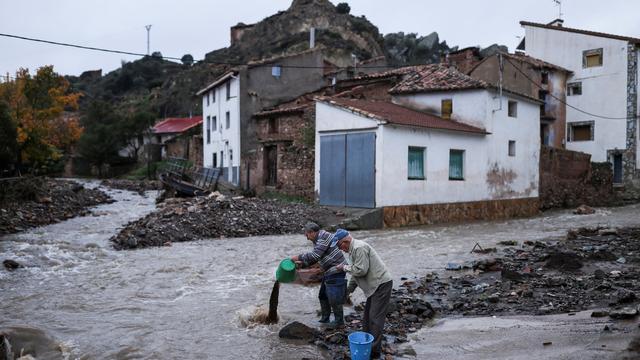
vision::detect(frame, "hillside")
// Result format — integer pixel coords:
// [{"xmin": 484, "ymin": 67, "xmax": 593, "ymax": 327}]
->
[{"xmin": 67, "ymin": 0, "xmax": 503, "ymax": 118}]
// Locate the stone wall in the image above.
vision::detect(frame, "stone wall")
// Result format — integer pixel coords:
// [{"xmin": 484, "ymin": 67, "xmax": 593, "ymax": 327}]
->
[
  {"xmin": 539, "ymin": 146, "xmax": 616, "ymax": 209},
  {"xmin": 383, "ymin": 197, "xmax": 540, "ymax": 228},
  {"xmin": 164, "ymin": 134, "xmax": 203, "ymax": 167}
]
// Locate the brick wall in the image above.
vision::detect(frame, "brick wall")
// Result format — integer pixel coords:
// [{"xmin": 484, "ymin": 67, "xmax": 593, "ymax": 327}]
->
[
  {"xmin": 383, "ymin": 197, "xmax": 540, "ymax": 228},
  {"xmin": 539, "ymin": 146, "xmax": 615, "ymax": 209}
]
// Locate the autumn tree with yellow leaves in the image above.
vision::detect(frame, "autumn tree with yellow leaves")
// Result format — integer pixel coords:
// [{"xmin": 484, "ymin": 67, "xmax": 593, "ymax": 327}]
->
[{"xmin": 0, "ymin": 65, "xmax": 82, "ymax": 173}]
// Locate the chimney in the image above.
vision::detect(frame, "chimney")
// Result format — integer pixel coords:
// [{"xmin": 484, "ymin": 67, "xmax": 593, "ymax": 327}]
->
[
  {"xmin": 549, "ymin": 18, "xmax": 564, "ymax": 27},
  {"xmin": 310, "ymin": 27, "xmax": 316, "ymax": 48}
]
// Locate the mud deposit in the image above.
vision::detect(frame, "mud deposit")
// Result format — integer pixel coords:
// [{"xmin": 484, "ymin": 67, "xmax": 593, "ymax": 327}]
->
[
  {"xmin": 0, "ymin": 177, "xmax": 113, "ymax": 235},
  {"xmin": 110, "ymin": 193, "xmax": 338, "ymax": 249}
]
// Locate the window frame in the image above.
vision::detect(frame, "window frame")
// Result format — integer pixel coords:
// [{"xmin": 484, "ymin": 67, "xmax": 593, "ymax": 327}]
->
[
  {"xmin": 508, "ymin": 140, "xmax": 516, "ymax": 157},
  {"xmin": 211, "ymin": 90, "xmax": 216, "ymax": 103},
  {"xmin": 449, "ymin": 149, "xmax": 465, "ymax": 181},
  {"xmin": 568, "ymin": 121, "xmax": 595, "ymax": 142},
  {"xmin": 508, "ymin": 100, "xmax": 518, "ymax": 118},
  {"xmin": 206, "ymin": 116, "xmax": 211, "ymax": 144},
  {"xmin": 226, "ymin": 81, "xmax": 231, "ymax": 100},
  {"xmin": 583, "ymin": 48, "xmax": 603, "ymax": 68},
  {"xmin": 567, "ymin": 82, "xmax": 582, "ymax": 96},
  {"xmin": 212, "ymin": 116, "xmax": 217, "ymax": 132},
  {"xmin": 441, "ymin": 99, "xmax": 453, "ymax": 120},
  {"xmin": 407, "ymin": 146, "xmax": 426, "ymax": 180},
  {"xmin": 225, "ymin": 111, "xmax": 231, "ymax": 129}
]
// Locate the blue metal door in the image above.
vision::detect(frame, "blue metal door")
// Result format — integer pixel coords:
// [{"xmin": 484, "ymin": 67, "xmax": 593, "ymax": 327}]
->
[
  {"xmin": 320, "ymin": 135, "xmax": 346, "ymax": 206},
  {"xmin": 319, "ymin": 132, "xmax": 375, "ymax": 208},
  {"xmin": 346, "ymin": 133, "xmax": 376, "ymax": 208}
]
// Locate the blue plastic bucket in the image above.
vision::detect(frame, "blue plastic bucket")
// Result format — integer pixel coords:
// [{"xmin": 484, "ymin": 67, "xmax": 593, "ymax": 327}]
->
[{"xmin": 348, "ymin": 331, "xmax": 374, "ymax": 360}]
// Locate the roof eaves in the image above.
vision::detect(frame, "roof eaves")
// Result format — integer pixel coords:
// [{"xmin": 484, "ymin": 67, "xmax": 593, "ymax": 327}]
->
[
  {"xmin": 196, "ymin": 71, "xmax": 238, "ymax": 95},
  {"xmin": 520, "ymin": 21, "xmax": 640, "ymax": 44}
]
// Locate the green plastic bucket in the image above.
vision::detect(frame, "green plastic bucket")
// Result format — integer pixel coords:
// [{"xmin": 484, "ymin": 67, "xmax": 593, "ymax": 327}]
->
[{"xmin": 275, "ymin": 258, "xmax": 296, "ymax": 283}]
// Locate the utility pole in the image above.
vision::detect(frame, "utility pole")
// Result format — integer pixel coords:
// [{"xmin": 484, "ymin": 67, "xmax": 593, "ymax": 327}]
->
[
  {"xmin": 553, "ymin": 0, "xmax": 563, "ymax": 19},
  {"xmin": 145, "ymin": 24, "xmax": 152, "ymax": 55}
]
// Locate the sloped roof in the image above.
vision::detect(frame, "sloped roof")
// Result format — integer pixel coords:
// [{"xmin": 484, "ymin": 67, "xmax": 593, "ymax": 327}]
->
[
  {"xmin": 196, "ymin": 71, "xmax": 238, "ymax": 95},
  {"xmin": 153, "ymin": 116, "xmax": 203, "ymax": 134},
  {"xmin": 520, "ymin": 21, "xmax": 640, "ymax": 44},
  {"xmin": 501, "ymin": 52, "xmax": 571, "ymax": 73},
  {"xmin": 320, "ymin": 98, "xmax": 488, "ymax": 135},
  {"xmin": 254, "ymin": 104, "xmax": 310, "ymax": 118},
  {"xmin": 389, "ymin": 64, "xmax": 489, "ymax": 94}
]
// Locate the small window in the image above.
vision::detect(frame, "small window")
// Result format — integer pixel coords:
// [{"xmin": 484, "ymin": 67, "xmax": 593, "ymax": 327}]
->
[
  {"xmin": 449, "ymin": 150, "xmax": 464, "ymax": 181},
  {"xmin": 567, "ymin": 82, "xmax": 582, "ymax": 96},
  {"xmin": 583, "ymin": 48, "xmax": 603, "ymax": 68},
  {"xmin": 268, "ymin": 118, "xmax": 278, "ymax": 134},
  {"xmin": 408, "ymin": 147, "xmax": 425, "ymax": 180},
  {"xmin": 508, "ymin": 140, "xmax": 516, "ymax": 157},
  {"xmin": 213, "ymin": 153, "xmax": 217, "ymax": 168},
  {"xmin": 226, "ymin": 81, "xmax": 231, "ymax": 100},
  {"xmin": 229, "ymin": 149, "xmax": 233, "ymax": 162},
  {"xmin": 508, "ymin": 101, "xmax": 518, "ymax": 118},
  {"xmin": 211, "ymin": 90, "xmax": 216, "ymax": 103},
  {"xmin": 441, "ymin": 99, "xmax": 452, "ymax": 120},
  {"xmin": 569, "ymin": 122, "xmax": 594, "ymax": 142},
  {"xmin": 272, "ymin": 66, "xmax": 281, "ymax": 78},
  {"xmin": 541, "ymin": 72, "xmax": 549, "ymax": 85},
  {"xmin": 212, "ymin": 116, "xmax": 217, "ymax": 131},
  {"xmin": 206, "ymin": 116, "xmax": 211, "ymax": 144},
  {"xmin": 225, "ymin": 111, "xmax": 231, "ymax": 129},
  {"xmin": 220, "ymin": 151, "xmax": 224, "ymax": 167},
  {"xmin": 206, "ymin": 93, "xmax": 210, "ymax": 106}
]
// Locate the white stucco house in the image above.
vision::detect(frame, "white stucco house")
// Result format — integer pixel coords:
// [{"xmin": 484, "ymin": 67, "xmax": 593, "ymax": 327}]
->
[
  {"xmin": 519, "ymin": 19, "xmax": 640, "ymax": 185},
  {"xmin": 315, "ymin": 64, "xmax": 542, "ymax": 226},
  {"xmin": 197, "ymin": 72, "xmax": 241, "ymax": 185}
]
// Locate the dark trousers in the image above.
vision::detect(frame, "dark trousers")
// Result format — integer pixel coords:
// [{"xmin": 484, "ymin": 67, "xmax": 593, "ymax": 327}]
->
[
  {"xmin": 363, "ymin": 280, "xmax": 393, "ymax": 355},
  {"xmin": 318, "ymin": 272, "xmax": 346, "ymax": 305}
]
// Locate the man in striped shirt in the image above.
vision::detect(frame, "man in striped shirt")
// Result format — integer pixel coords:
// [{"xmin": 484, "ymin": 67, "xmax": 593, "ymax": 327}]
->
[{"xmin": 291, "ymin": 222, "xmax": 347, "ymax": 327}]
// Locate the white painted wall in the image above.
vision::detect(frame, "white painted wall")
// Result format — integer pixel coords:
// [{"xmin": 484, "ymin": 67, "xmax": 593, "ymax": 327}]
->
[
  {"xmin": 523, "ymin": 25, "xmax": 629, "ymax": 162},
  {"xmin": 392, "ymin": 90, "xmax": 490, "ymax": 130},
  {"xmin": 202, "ymin": 77, "xmax": 241, "ymax": 184},
  {"xmin": 315, "ymin": 90, "xmax": 541, "ymax": 207}
]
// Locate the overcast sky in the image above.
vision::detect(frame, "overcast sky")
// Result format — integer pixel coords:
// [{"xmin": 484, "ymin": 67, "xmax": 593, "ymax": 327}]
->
[{"xmin": 1, "ymin": 0, "xmax": 638, "ymax": 77}]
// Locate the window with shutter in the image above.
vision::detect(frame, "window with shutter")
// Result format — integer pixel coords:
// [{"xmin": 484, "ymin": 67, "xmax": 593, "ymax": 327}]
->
[
  {"xmin": 449, "ymin": 150, "xmax": 464, "ymax": 180},
  {"xmin": 408, "ymin": 147, "xmax": 425, "ymax": 180}
]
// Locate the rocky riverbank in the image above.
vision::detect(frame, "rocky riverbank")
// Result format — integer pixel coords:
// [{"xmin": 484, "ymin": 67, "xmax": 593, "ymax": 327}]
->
[
  {"xmin": 110, "ymin": 192, "xmax": 340, "ymax": 250},
  {"xmin": 280, "ymin": 226, "xmax": 640, "ymax": 359},
  {"xmin": 0, "ymin": 177, "xmax": 113, "ymax": 236}
]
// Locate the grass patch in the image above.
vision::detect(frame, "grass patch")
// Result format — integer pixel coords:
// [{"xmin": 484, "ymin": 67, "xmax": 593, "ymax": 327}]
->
[{"xmin": 122, "ymin": 161, "xmax": 170, "ymax": 180}]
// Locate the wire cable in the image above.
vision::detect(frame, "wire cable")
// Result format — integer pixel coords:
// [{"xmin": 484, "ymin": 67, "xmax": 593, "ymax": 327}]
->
[
  {"xmin": 0, "ymin": 32, "xmax": 398, "ymax": 70},
  {"xmin": 503, "ymin": 55, "xmax": 634, "ymax": 120}
]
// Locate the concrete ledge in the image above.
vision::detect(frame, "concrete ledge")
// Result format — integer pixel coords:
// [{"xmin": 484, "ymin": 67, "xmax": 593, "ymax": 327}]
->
[{"xmin": 383, "ymin": 197, "xmax": 540, "ymax": 228}]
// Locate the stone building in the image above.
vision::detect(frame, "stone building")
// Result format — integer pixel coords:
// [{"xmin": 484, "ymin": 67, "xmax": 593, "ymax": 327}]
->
[{"xmin": 246, "ymin": 66, "xmax": 433, "ymax": 199}]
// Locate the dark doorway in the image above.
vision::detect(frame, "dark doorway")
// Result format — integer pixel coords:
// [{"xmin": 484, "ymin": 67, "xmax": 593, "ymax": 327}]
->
[
  {"xmin": 613, "ymin": 154, "xmax": 623, "ymax": 184},
  {"xmin": 264, "ymin": 145, "xmax": 278, "ymax": 186}
]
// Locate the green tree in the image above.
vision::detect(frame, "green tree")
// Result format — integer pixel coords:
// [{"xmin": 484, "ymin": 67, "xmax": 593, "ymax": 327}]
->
[
  {"xmin": 117, "ymin": 110, "xmax": 156, "ymax": 161},
  {"xmin": 0, "ymin": 101, "xmax": 18, "ymax": 174},
  {"xmin": 77, "ymin": 101, "xmax": 122, "ymax": 175},
  {"xmin": 181, "ymin": 54, "xmax": 194, "ymax": 66}
]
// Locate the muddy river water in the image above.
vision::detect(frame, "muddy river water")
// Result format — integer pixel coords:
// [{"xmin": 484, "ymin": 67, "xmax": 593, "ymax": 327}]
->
[{"xmin": 1, "ymin": 181, "xmax": 640, "ymax": 359}]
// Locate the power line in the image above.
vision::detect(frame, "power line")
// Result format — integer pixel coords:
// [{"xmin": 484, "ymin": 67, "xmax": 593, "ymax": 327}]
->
[
  {"xmin": 0, "ymin": 32, "xmax": 397, "ymax": 70},
  {"xmin": 503, "ymin": 56, "xmax": 633, "ymax": 120}
]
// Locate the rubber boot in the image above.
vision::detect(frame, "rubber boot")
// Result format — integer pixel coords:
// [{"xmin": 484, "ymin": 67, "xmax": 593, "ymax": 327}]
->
[
  {"xmin": 318, "ymin": 299, "xmax": 331, "ymax": 323},
  {"xmin": 329, "ymin": 304, "xmax": 344, "ymax": 327}
]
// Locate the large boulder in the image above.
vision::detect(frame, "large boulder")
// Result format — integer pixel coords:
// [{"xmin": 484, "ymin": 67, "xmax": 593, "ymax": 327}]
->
[{"xmin": 278, "ymin": 321, "xmax": 317, "ymax": 341}]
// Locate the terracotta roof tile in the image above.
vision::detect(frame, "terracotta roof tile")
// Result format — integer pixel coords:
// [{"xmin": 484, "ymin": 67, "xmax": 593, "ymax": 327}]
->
[
  {"xmin": 520, "ymin": 21, "xmax": 640, "ymax": 44},
  {"xmin": 502, "ymin": 52, "xmax": 572, "ymax": 73},
  {"xmin": 389, "ymin": 64, "xmax": 489, "ymax": 94},
  {"xmin": 254, "ymin": 104, "xmax": 310, "ymax": 118},
  {"xmin": 153, "ymin": 116, "xmax": 203, "ymax": 134},
  {"xmin": 322, "ymin": 98, "xmax": 488, "ymax": 135}
]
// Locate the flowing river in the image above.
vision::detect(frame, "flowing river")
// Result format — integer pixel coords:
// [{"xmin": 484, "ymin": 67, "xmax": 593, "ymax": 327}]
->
[{"xmin": 1, "ymin": 181, "xmax": 640, "ymax": 359}]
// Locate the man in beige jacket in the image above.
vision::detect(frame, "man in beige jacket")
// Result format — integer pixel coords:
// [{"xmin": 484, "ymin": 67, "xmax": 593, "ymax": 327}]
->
[{"xmin": 334, "ymin": 229, "xmax": 392, "ymax": 358}]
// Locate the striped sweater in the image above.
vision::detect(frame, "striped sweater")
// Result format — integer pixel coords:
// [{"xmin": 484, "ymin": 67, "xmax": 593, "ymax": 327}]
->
[{"xmin": 298, "ymin": 230, "xmax": 346, "ymax": 276}]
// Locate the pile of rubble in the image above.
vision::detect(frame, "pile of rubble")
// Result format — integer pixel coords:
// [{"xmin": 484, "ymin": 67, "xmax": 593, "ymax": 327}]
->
[
  {"xmin": 100, "ymin": 179, "xmax": 163, "ymax": 194},
  {"xmin": 110, "ymin": 192, "xmax": 338, "ymax": 250},
  {"xmin": 281, "ymin": 226, "xmax": 640, "ymax": 359},
  {"xmin": 0, "ymin": 177, "xmax": 113, "ymax": 235},
  {"xmin": 425, "ymin": 226, "xmax": 640, "ymax": 318}
]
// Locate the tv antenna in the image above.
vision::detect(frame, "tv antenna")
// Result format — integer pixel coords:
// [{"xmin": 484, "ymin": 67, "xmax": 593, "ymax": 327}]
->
[
  {"xmin": 553, "ymin": 0, "xmax": 563, "ymax": 19},
  {"xmin": 145, "ymin": 24, "xmax": 152, "ymax": 55}
]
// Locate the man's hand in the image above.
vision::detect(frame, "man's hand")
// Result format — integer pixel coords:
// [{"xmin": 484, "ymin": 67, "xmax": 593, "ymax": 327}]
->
[
  {"xmin": 294, "ymin": 261, "xmax": 303, "ymax": 269},
  {"xmin": 336, "ymin": 264, "xmax": 344, "ymax": 272},
  {"xmin": 290, "ymin": 255, "xmax": 299, "ymax": 262}
]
